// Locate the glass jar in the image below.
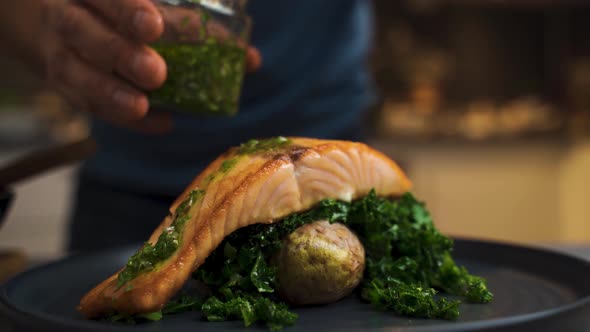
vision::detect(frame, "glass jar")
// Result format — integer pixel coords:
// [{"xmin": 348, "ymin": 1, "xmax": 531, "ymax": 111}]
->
[{"xmin": 149, "ymin": 0, "xmax": 252, "ymax": 116}]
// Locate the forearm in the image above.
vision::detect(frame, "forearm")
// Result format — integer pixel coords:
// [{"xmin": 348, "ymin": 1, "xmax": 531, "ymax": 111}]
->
[{"xmin": 0, "ymin": 0, "xmax": 46, "ymax": 75}]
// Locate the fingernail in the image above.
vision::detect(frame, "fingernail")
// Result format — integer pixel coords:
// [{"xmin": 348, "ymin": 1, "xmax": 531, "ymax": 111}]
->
[
  {"xmin": 113, "ymin": 89, "xmax": 136, "ymax": 109},
  {"xmin": 133, "ymin": 10, "xmax": 161, "ymax": 39}
]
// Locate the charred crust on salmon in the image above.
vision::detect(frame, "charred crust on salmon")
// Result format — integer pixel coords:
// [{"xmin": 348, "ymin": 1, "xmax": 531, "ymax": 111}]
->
[{"xmin": 286, "ymin": 145, "xmax": 310, "ymax": 162}]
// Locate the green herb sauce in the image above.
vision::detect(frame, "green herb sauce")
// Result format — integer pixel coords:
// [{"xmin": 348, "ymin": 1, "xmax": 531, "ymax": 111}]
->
[
  {"xmin": 117, "ymin": 189, "xmax": 205, "ymax": 288},
  {"xmin": 237, "ymin": 137, "xmax": 292, "ymax": 155},
  {"xmin": 204, "ymin": 158, "xmax": 240, "ymax": 184},
  {"xmin": 205, "ymin": 136, "xmax": 292, "ymax": 184},
  {"xmin": 203, "ymin": 137, "xmax": 292, "ymax": 186},
  {"xmin": 149, "ymin": 39, "xmax": 246, "ymax": 115},
  {"xmin": 220, "ymin": 158, "xmax": 239, "ymax": 172}
]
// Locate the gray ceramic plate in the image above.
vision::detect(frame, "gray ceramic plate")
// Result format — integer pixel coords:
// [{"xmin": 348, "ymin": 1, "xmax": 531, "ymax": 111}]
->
[{"xmin": 1, "ymin": 239, "xmax": 590, "ymax": 332}]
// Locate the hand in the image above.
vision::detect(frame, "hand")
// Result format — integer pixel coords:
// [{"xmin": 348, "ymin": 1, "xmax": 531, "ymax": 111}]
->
[{"xmin": 39, "ymin": 0, "xmax": 261, "ymax": 134}]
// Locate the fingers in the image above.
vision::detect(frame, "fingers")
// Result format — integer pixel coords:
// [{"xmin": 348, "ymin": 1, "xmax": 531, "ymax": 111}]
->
[
  {"xmin": 48, "ymin": 48, "xmax": 149, "ymax": 126},
  {"xmin": 246, "ymin": 47, "xmax": 262, "ymax": 73},
  {"xmin": 80, "ymin": 0, "xmax": 164, "ymax": 42},
  {"xmin": 45, "ymin": 0, "xmax": 259, "ymax": 135},
  {"xmin": 50, "ymin": 48, "xmax": 173, "ymax": 134},
  {"xmin": 59, "ymin": 3, "xmax": 166, "ymax": 90},
  {"xmin": 52, "ymin": 50, "xmax": 173, "ymax": 134}
]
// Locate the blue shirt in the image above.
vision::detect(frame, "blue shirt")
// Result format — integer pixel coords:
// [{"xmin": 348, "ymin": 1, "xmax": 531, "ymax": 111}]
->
[{"xmin": 83, "ymin": 0, "xmax": 376, "ymax": 196}]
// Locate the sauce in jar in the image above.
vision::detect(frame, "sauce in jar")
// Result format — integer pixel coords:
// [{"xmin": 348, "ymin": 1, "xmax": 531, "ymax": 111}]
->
[{"xmin": 149, "ymin": 1, "xmax": 251, "ymax": 116}]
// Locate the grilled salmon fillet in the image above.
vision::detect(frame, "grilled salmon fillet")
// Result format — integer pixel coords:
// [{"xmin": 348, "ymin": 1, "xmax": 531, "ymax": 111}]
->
[{"xmin": 78, "ymin": 137, "xmax": 412, "ymax": 318}]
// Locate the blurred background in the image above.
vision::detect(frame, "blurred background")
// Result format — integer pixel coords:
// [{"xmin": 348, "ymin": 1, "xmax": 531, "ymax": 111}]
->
[
  {"xmin": 0, "ymin": 0, "xmax": 589, "ymax": 279},
  {"xmin": 367, "ymin": 0, "xmax": 590, "ymax": 246}
]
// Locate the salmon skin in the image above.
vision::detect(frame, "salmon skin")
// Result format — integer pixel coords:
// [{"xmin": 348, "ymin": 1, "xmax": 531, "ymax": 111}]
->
[{"xmin": 78, "ymin": 137, "xmax": 412, "ymax": 318}]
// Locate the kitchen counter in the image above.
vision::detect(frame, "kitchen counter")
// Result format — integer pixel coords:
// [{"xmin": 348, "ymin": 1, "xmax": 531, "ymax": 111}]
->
[{"xmin": 371, "ymin": 138, "xmax": 590, "ymax": 244}]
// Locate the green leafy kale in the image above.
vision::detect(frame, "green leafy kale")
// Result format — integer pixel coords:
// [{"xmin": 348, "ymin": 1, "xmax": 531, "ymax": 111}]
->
[
  {"xmin": 192, "ymin": 191, "xmax": 492, "ymax": 329},
  {"xmin": 348, "ymin": 192, "xmax": 493, "ymax": 306},
  {"xmin": 362, "ymin": 278, "xmax": 460, "ymax": 320},
  {"xmin": 104, "ymin": 294, "xmax": 203, "ymax": 324},
  {"xmin": 107, "ymin": 191, "xmax": 492, "ymax": 329},
  {"xmin": 202, "ymin": 295, "xmax": 297, "ymax": 331},
  {"xmin": 162, "ymin": 294, "xmax": 204, "ymax": 314}
]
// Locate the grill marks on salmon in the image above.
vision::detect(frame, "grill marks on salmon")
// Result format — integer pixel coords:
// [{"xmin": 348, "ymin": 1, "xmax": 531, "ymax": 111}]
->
[{"xmin": 78, "ymin": 138, "xmax": 412, "ymax": 318}]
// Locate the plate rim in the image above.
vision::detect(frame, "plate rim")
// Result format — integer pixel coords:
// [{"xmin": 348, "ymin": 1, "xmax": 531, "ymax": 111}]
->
[{"xmin": 1, "ymin": 238, "xmax": 590, "ymax": 332}]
